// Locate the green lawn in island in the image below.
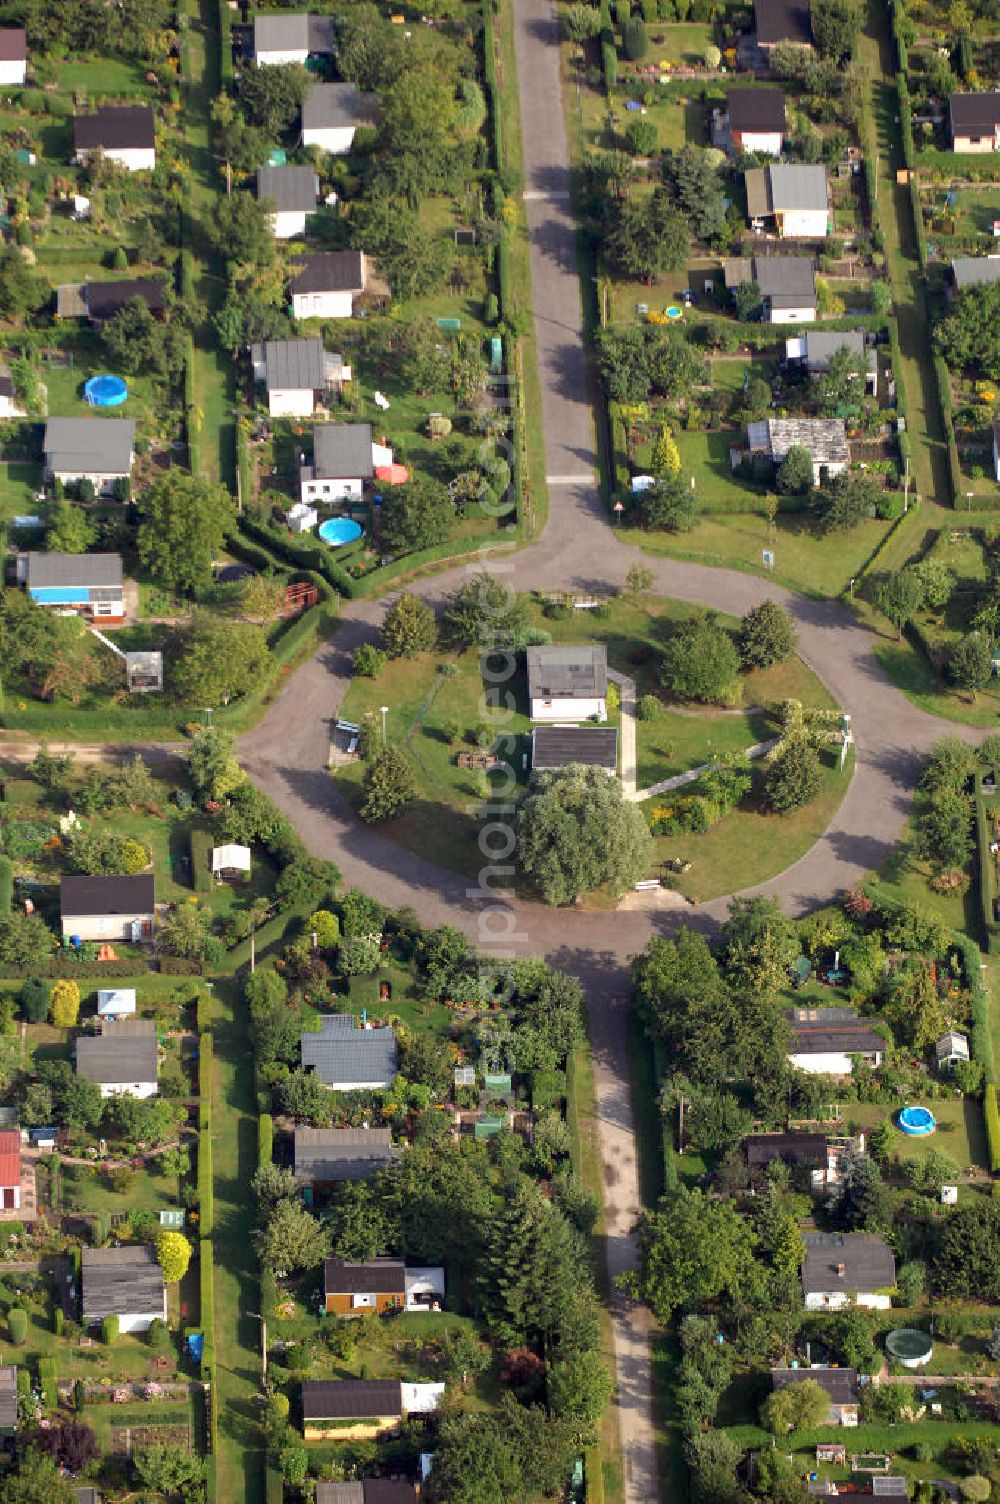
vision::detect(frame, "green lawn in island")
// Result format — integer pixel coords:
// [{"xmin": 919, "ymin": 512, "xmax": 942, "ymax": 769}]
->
[{"xmin": 839, "ymin": 1098, "xmax": 987, "ymax": 1173}]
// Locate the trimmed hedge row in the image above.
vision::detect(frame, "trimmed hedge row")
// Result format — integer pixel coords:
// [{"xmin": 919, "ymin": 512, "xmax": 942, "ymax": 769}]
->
[
  {"xmin": 38, "ymin": 1355, "xmax": 57, "ymax": 1410},
  {"xmin": 258, "ymin": 1113, "xmax": 273, "ymax": 1169},
  {"xmin": 481, "ymin": 0, "xmax": 501, "ymax": 173},
  {"xmin": 198, "ymin": 1128, "xmax": 213, "ymax": 1236},
  {"xmin": 199, "ymin": 1238, "xmax": 217, "ymax": 1438},
  {"xmin": 190, "ymin": 826, "xmax": 214, "ymax": 895},
  {"xmin": 986, "ymin": 1087, "xmax": 1000, "ymax": 1173},
  {"xmin": 1, "ymin": 958, "xmax": 150, "ymax": 979},
  {"xmin": 0, "ymin": 856, "xmax": 12, "ymax": 915},
  {"xmin": 218, "ymin": 0, "xmax": 234, "ymax": 82},
  {"xmin": 184, "ymin": 332, "xmax": 198, "ymax": 474},
  {"xmin": 975, "ymin": 786, "xmax": 1000, "ymax": 954},
  {"xmin": 159, "ymin": 956, "xmax": 203, "ymax": 976},
  {"xmin": 197, "ymin": 989, "xmax": 212, "ymax": 1035},
  {"xmin": 198, "ymin": 1033, "xmax": 213, "ymax": 1121},
  {"xmin": 235, "ymin": 516, "xmax": 358, "ymax": 599},
  {"xmin": 842, "ymin": 496, "xmax": 920, "ymax": 602}
]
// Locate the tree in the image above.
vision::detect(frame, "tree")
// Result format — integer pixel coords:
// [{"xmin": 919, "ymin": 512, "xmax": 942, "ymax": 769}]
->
[
  {"xmin": 0, "ymin": 247, "xmax": 48, "ymax": 320},
  {"xmin": 379, "ymin": 475, "xmax": 452, "ymax": 554},
  {"xmin": 516, "ymin": 764, "xmax": 652, "ymax": 904},
  {"xmin": 0, "ymin": 914, "xmax": 54, "ymax": 969},
  {"xmin": 441, "ymin": 571, "xmax": 531, "ymax": 650},
  {"xmin": 624, "ymin": 117, "xmax": 659, "ymax": 157},
  {"xmin": 812, "ymin": 0, "xmax": 860, "ymax": 60},
  {"xmin": 353, "ymin": 643, "xmax": 387, "ymax": 678},
  {"xmin": 307, "ymin": 909, "xmax": 340, "ymax": 949},
  {"xmin": 660, "ymin": 614, "xmax": 740, "ymax": 704},
  {"xmin": 764, "ymin": 738, "xmax": 823, "ymax": 813},
  {"xmin": 636, "ymin": 473, "xmax": 699, "ymax": 531},
  {"xmin": 137, "ymin": 472, "xmax": 234, "ymax": 596},
  {"xmin": 775, "ymin": 444, "xmax": 814, "ymax": 495},
  {"xmin": 156, "ymin": 1229, "xmax": 192, "ymax": 1283},
  {"xmin": 913, "ymin": 557, "xmax": 956, "ymax": 610},
  {"xmin": 738, "ymin": 600, "xmax": 797, "ymax": 668},
  {"xmin": 359, "ymin": 747, "xmax": 416, "ymax": 823},
  {"xmin": 133, "ymin": 1441, "xmax": 205, "ymax": 1496},
  {"xmin": 206, "ymin": 190, "xmax": 276, "ymax": 270},
  {"xmin": 949, "ymin": 631, "xmax": 994, "ymax": 699},
  {"xmin": 628, "ymin": 1186, "xmax": 757, "ymax": 1322},
  {"xmin": 547, "ymin": 1349, "xmax": 614, "ymax": 1444},
  {"xmin": 381, "ymin": 593, "xmax": 437, "ymax": 657},
  {"xmin": 723, "ymin": 897, "xmax": 799, "ymax": 1000},
  {"xmin": 238, "ymin": 59, "xmax": 309, "ymax": 132},
  {"xmin": 46, "ymin": 501, "xmax": 95, "ymax": 554},
  {"xmin": 479, "ymin": 1181, "xmax": 588, "ymax": 1346},
  {"xmin": 663, "ymin": 145, "xmax": 727, "ymax": 243},
  {"xmin": 6, "ymin": 1449, "xmax": 75, "ymax": 1504},
  {"xmin": 275, "ymin": 855, "xmax": 340, "ymax": 911},
  {"xmin": 650, "ymin": 427, "xmax": 682, "ymax": 478},
  {"xmin": 19, "ymin": 978, "xmax": 50, "ymax": 1024},
  {"xmin": 761, "ymin": 1377, "xmax": 830, "ymax": 1434},
  {"xmin": 101, "ymin": 297, "xmax": 180, "ymax": 382},
  {"xmin": 622, "ymin": 15, "xmax": 647, "ymax": 58},
  {"xmin": 732, "ymin": 279, "xmax": 763, "ymax": 322},
  {"xmin": 562, "ymin": 2, "xmax": 603, "ymax": 43},
  {"xmin": 874, "ymin": 568, "xmax": 924, "ymax": 639},
  {"xmin": 238, "ymin": 573, "xmax": 285, "ymax": 625},
  {"xmin": 255, "ymin": 1196, "xmax": 330, "ymax": 1273},
  {"xmin": 914, "ymin": 785, "xmax": 972, "ymax": 874},
  {"xmin": 49, "ymin": 979, "xmax": 80, "ymax": 1028},
  {"xmin": 157, "ymin": 903, "xmax": 222, "ymax": 965},
  {"xmin": 605, "ymin": 191, "xmax": 689, "ymax": 281},
  {"xmin": 815, "ymin": 472, "xmax": 879, "ymax": 532},
  {"xmin": 30, "ymin": 1420, "xmax": 98, "ymax": 1472},
  {"xmin": 172, "ymin": 616, "xmax": 272, "ymax": 707},
  {"xmin": 815, "ymin": 345, "xmax": 869, "ymax": 415},
  {"xmin": 188, "ymin": 726, "xmax": 245, "ymax": 803},
  {"xmin": 379, "ymin": 63, "xmax": 460, "ymax": 204}
]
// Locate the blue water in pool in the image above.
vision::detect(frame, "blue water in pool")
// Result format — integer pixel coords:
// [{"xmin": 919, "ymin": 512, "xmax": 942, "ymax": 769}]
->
[
  {"xmin": 84, "ymin": 374, "xmax": 129, "ymax": 407},
  {"xmin": 318, "ymin": 517, "xmax": 363, "ymax": 546},
  {"xmin": 898, "ymin": 1106, "xmax": 936, "ymax": 1136}
]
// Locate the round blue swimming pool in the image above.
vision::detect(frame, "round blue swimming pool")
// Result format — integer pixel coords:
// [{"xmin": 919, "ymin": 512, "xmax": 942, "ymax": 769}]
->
[
  {"xmin": 898, "ymin": 1106, "xmax": 936, "ymax": 1137},
  {"xmin": 318, "ymin": 517, "xmax": 363, "ymax": 546},
  {"xmin": 84, "ymin": 374, "xmax": 128, "ymax": 407}
]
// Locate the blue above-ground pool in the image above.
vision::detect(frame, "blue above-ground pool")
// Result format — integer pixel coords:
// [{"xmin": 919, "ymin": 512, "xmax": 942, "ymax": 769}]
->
[
  {"xmin": 84, "ymin": 374, "xmax": 128, "ymax": 407},
  {"xmin": 898, "ymin": 1105, "xmax": 937, "ymax": 1137},
  {"xmin": 319, "ymin": 516, "xmax": 363, "ymax": 546}
]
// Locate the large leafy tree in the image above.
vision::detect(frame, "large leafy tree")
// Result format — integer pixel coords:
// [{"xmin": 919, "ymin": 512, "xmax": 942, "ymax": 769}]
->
[
  {"xmin": 238, "ymin": 60, "xmax": 309, "ymax": 132},
  {"xmin": 738, "ymin": 600, "xmax": 797, "ymax": 668},
  {"xmin": 381, "ymin": 593, "xmax": 437, "ymax": 657},
  {"xmin": 478, "ymin": 1181, "xmax": 585, "ymax": 1347},
  {"xmin": 662, "ymin": 145, "xmax": 727, "ymax": 242},
  {"xmin": 874, "ymin": 567, "xmax": 923, "ymax": 639},
  {"xmin": 605, "ymin": 190, "xmax": 689, "ymax": 282},
  {"xmin": 255, "ymin": 1196, "xmax": 330, "ymax": 1273},
  {"xmin": 760, "ymin": 1377, "xmax": 830, "ymax": 1434},
  {"xmin": 172, "ymin": 616, "xmax": 272, "ymax": 707},
  {"xmin": 441, "ymin": 571, "xmax": 530, "ymax": 650},
  {"xmin": 722, "ymin": 897, "xmax": 799, "ymax": 1000},
  {"xmin": 379, "ymin": 64, "xmax": 460, "ymax": 204},
  {"xmin": 207, "ymin": 190, "xmax": 276, "ymax": 270},
  {"xmin": 659, "ymin": 614, "xmax": 740, "ymax": 704},
  {"xmin": 628, "ymin": 1186, "xmax": 758, "ymax": 1323},
  {"xmin": 935, "ymin": 281, "xmax": 1000, "ymax": 381},
  {"xmin": 6, "ymin": 1449, "xmax": 75, "ymax": 1504},
  {"xmin": 0, "ymin": 246, "xmax": 48, "ymax": 320},
  {"xmin": 515, "ymin": 764, "xmax": 652, "ymax": 905},
  {"xmin": 379, "ymin": 475, "xmax": 452, "ymax": 554},
  {"xmin": 815, "ymin": 345, "xmax": 869, "ymax": 414},
  {"xmin": 949, "ymin": 630, "xmax": 994, "ymax": 698},
  {"xmin": 811, "ymin": 0, "xmax": 861, "ymax": 61},
  {"xmin": 359, "ymin": 747, "xmax": 416, "ymax": 824},
  {"xmin": 636, "ymin": 473, "xmax": 699, "ymax": 531},
  {"xmin": 137, "ymin": 472, "xmax": 235, "ymax": 596},
  {"xmin": 763, "ymin": 737, "xmax": 823, "ymax": 813}
]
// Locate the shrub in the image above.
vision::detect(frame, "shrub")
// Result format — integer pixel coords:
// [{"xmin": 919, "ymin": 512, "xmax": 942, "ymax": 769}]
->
[
  {"xmin": 38, "ymin": 1356, "xmax": 57, "ymax": 1410},
  {"xmin": 637, "ymin": 694, "xmax": 662, "ymax": 721},
  {"xmin": 259, "ymin": 1112, "xmax": 273, "ymax": 1168},
  {"xmin": 622, "ymin": 15, "xmax": 648, "ymax": 57},
  {"xmin": 49, "ymin": 978, "xmax": 80, "ymax": 1028},
  {"xmin": 0, "ymin": 856, "xmax": 12, "ymax": 915},
  {"xmin": 102, "ymin": 1314, "xmax": 119, "ymax": 1345},
  {"xmin": 190, "ymin": 827, "xmax": 214, "ymax": 894},
  {"xmin": 8, "ymin": 1307, "xmax": 27, "ymax": 1345},
  {"xmin": 20, "ymin": 977, "xmax": 50, "ymax": 1023},
  {"xmin": 352, "ymin": 643, "xmax": 387, "ymax": 678}
]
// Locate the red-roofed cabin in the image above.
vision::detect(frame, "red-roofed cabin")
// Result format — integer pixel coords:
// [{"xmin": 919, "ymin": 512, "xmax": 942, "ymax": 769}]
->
[{"xmin": 0, "ymin": 1132, "xmax": 20, "ymax": 1210}]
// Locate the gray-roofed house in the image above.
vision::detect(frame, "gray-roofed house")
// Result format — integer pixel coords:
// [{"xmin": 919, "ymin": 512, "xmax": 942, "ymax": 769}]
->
[
  {"xmin": 526, "ymin": 644, "xmax": 608, "ymax": 722},
  {"xmin": 256, "ymin": 164, "xmax": 320, "ymax": 238},
  {"xmin": 302, "ymin": 1016, "xmax": 398, "ymax": 1091},
  {"xmin": 60, "ymin": 873, "xmax": 154, "ymax": 945},
  {"xmin": 771, "ymin": 1367, "xmax": 859, "ymax": 1426},
  {"xmin": 754, "ymin": 0, "xmax": 812, "ymax": 49},
  {"xmin": 744, "ymin": 1131, "xmax": 828, "ymax": 1182},
  {"xmin": 74, "ymin": 106, "xmax": 155, "ymax": 171},
  {"xmin": 785, "ymin": 329, "xmax": 877, "ymax": 394},
  {"xmin": 75, "ymin": 1019, "xmax": 158, "ymax": 1099},
  {"xmin": 801, "ymin": 1231, "xmax": 896, "ymax": 1310},
  {"xmin": 746, "ymin": 417, "xmax": 849, "ymax": 484},
  {"xmin": 745, "ymin": 163, "xmax": 829, "ymax": 237},
  {"xmin": 299, "ymin": 421, "xmax": 392, "ymax": 504},
  {"xmin": 76, "ymin": 1491, "xmax": 102, "ymax": 1504},
  {"xmin": 316, "ymin": 1483, "xmax": 418, "ymax": 1504},
  {"xmin": 302, "ymin": 1378, "xmax": 444, "ymax": 1441},
  {"xmin": 0, "ymin": 1365, "xmax": 16, "ymax": 1434},
  {"xmin": 302, "ymin": 82, "xmax": 377, "ymax": 153},
  {"xmin": 952, "ymin": 254, "xmax": 1000, "ymax": 291},
  {"xmin": 251, "ymin": 338, "xmax": 347, "ymax": 417},
  {"xmin": 935, "ymin": 1030, "xmax": 970, "ymax": 1070},
  {"xmin": 291, "ymin": 251, "xmax": 367, "ymax": 320},
  {"xmin": 294, "ymin": 1126, "xmax": 397, "ymax": 1187},
  {"xmin": 81, "ymin": 278, "xmax": 167, "ymax": 326},
  {"xmin": 531, "ymin": 726, "xmax": 618, "ymax": 774},
  {"xmin": 254, "ymin": 12, "xmax": 334, "ymax": 65},
  {"xmin": 325, "ymin": 1258, "xmax": 406, "ymax": 1315},
  {"xmin": 23, "ymin": 551, "xmax": 124, "ymax": 623},
  {"xmin": 723, "ymin": 87, "xmax": 786, "ymax": 155},
  {"xmin": 0, "ymin": 28, "xmax": 27, "ymax": 85},
  {"xmin": 950, "ymin": 92, "xmax": 1000, "ymax": 152},
  {"xmin": 723, "ymin": 254, "xmax": 816, "ymax": 323},
  {"xmin": 43, "ymin": 416, "xmax": 136, "ymax": 495},
  {"xmin": 786, "ymin": 1006, "xmax": 886, "ymax": 1074},
  {"xmin": 81, "ymin": 1245, "xmax": 166, "ymax": 1334}
]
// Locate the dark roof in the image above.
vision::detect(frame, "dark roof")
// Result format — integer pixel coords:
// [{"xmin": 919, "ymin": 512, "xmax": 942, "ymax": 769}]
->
[
  {"xmin": 290, "ymin": 251, "xmax": 366, "ymax": 295},
  {"xmin": 316, "ymin": 1485, "xmax": 418, "ymax": 1504},
  {"xmin": 27, "ymin": 552, "xmax": 123, "ymax": 591},
  {"xmin": 253, "ymin": 338, "xmax": 326, "ymax": 391},
  {"xmin": 950, "ymin": 92, "xmax": 1000, "ymax": 135},
  {"xmin": 0, "ymin": 372, "xmax": 12, "ymax": 398},
  {"xmin": 74, "ymin": 106, "xmax": 154, "ymax": 152},
  {"xmin": 76, "ymin": 1022, "xmax": 158, "ymax": 1087},
  {"xmin": 311, "ymin": 421, "xmax": 374, "ymax": 480},
  {"xmin": 526, "ymin": 644, "xmax": 608, "ymax": 701},
  {"xmin": 44, "ymin": 417, "xmax": 136, "ymax": 477},
  {"xmin": 723, "ymin": 255, "xmax": 815, "ymax": 300},
  {"xmin": 771, "ymin": 1367, "xmax": 859, "ymax": 1405},
  {"xmin": 294, "ymin": 1126, "xmax": 395, "ymax": 1182},
  {"xmin": 302, "ymin": 1379, "xmax": 402, "ymax": 1422},
  {"xmin": 61, "ymin": 873, "xmax": 154, "ymax": 918},
  {"xmin": 84, "ymin": 278, "xmax": 167, "ymax": 321},
  {"xmin": 0, "ymin": 1365, "xmax": 16, "ymax": 1431},
  {"xmin": 754, "ymin": 0, "xmax": 811, "ymax": 46},
  {"xmin": 801, "ymin": 1232, "xmax": 896, "ymax": 1294},
  {"xmin": 301, "ymin": 1018, "xmax": 397, "ymax": 1087},
  {"xmin": 81, "ymin": 1245, "xmax": 165, "ymax": 1320},
  {"xmin": 0, "ymin": 28, "xmax": 26, "ymax": 61},
  {"xmin": 532, "ymin": 726, "xmax": 618, "ymax": 771},
  {"xmin": 787, "ymin": 1007, "xmax": 885, "ymax": 1056},
  {"xmin": 324, "ymin": 1258, "xmax": 406, "ymax": 1296},
  {"xmin": 744, "ymin": 1132, "xmax": 827, "ymax": 1169},
  {"xmin": 302, "ymin": 82, "xmax": 376, "ymax": 132},
  {"xmin": 727, "ymin": 87, "xmax": 786, "ymax": 133},
  {"xmin": 256, "ymin": 164, "xmax": 319, "ymax": 212}
]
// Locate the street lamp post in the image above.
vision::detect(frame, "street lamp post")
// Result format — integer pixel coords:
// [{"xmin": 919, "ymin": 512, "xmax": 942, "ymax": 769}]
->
[{"xmin": 380, "ymin": 705, "xmax": 389, "ymax": 747}]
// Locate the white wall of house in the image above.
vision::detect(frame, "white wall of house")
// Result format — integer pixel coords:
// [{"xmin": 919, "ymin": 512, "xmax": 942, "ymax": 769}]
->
[
  {"xmin": 993, "ymin": 430, "xmax": 1000, "ymax": 483},
  {"xmin": 789, "ymin": 1049, "xmax": 872, "ymax": 1074},
  {"xmin": 293, "ymin": 289, "xmax": 354, "ymax": 320},
  {"xmin": 809, "ymin": 457, "xmax": 847, "ymax": 485},
  {"xmin": 767, "ymin": 304, "xmax": 816, "ymax": 325},
  {"xmin": 737, "ymin": 129, "xmax": 782, "ymax": 155},
  {"xmin": 98, "ymin": 1080, "xmax": 158, "ymax": 1100},
  {"xmin": 0, "ymin": 59, "xmax": 25, "ymax": 85},
  {"xmin": 0, "ymin": 392, "xmax": 24, "ymax": 418},
  {"xmin": 270, "ymin": 208, "xmax": 309, "ymax": 239},
  {"xmin": 778, "ymin": 207, "xmax": 828, "ymax": 238},
  {"xmin": 530, "ymin": 695, "xmax": 606, "ymax": 722},
  {"xmin": 78, "ymin": 147, "xmax": 155, "ymax": 172},
  {"xmin": 115, "ymin": 1304, "xmax": 166, "ymax": 1335},
  {"xmin": 60, "ymin": 913, "xmax": 153, "ymax": 942},
  {"xmin": 268, "ymin": 386, "xmax": 316, "ymax": 418},
  {"xmin": 372, "ymin": 442, "xmax": 393, "ymax": 468},
  {"xmin": 302, "ymin": 123, "xmax": 357, "ymax": 154},
  {"xmin": 322, "ymin": 1075, "xmax": 395, "ymax": 1091},
  {"xmin": 258, "ymin": 45, "xmax": 308, "ymax": 65},
  {"xmin": 50, "ymin": 468, "xmax": 130, "ymax": 496},
  {"xmin": 804, "ymin": 1290, "xmax": 892, "ymax": 1312},
  {"xmin": 301, "ymin": 475, "xmax": 363, "ymax": 504},
  {"xmin": 952, "ymin": 132, "xmax": 999, "ymax": 153}
]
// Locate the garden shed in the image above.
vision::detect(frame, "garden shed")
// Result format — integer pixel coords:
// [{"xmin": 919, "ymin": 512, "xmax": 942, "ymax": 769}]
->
[{"xmin": 211, "ymin": 843, "xmax": 251, "ymax": 881}]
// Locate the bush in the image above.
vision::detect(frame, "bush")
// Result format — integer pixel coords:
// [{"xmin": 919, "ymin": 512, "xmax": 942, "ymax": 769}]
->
[
  {"xmin": 20, "ymin": 977, "xmax": 50, "ymax": 1023},
  {"xmin": 199, "ymin": 1127, "xmax": 214, "ymax": 1235},
  {"xmin": 38, "ymin": 1356, "xmax": 57, "ymax": 1410},
  {"xmin": 352, "ymin": 643, "xmax": 387, "ymax": 679},
  {"xmin": 259, "ymin": 1112, "xmax": 273, "ymax": 1168},
  {"xmin": 102, "ymin": 1314, "xmax": 119, "ymax": 1345},
  {"xmin": 190, "ymin": 827, "xmax": 214, "ymax": 894},
  {"xmin": 622, "ymin": 15, "xmax": 648, "ymax": 57},
  {"xmin": 637, "ymin": 694, "xmax": 661, "ymax": 721},
  {"xmin": 0, "ymin": 856, "xmax": 12, "ymax": 915},
  {"xmin": 8, "ymin": 1307, "xmax": 27, "ymax": 1345},
  {"xmin": 49, "ymin": 978, "xmax": 80, "ymax": 1028}
]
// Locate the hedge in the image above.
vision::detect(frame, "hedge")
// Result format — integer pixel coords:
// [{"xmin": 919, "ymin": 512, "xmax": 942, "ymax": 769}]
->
[
  {"xmin": 198, "ymin": 1033, "xmax": 213, "ymax": 1119},
  {"xmin": 0, "ymin": 958, "xmax": 150, "ymax": 980},
  {"xmin": 986, "ymin": 1086, "xmax": 1000, "ymax": 1173},
  {"xmin": 235, "ymin": 516, "xmax": 358, "ymax": 598},
  {"xmin": 184, "ymin": 332, "xmax": 198, "ymax": 474},
  {"xmin": 0, "ymin": 856, "xmax": 12, "ymax": 915},
  {"xmin": 199, "ymin": 1237, "xmax": 217, "ymax": 1442},
  {"xmin": 218, "ymin": 0, "xmax": 234, "ymax": 82},
  {"xmin": 258, "ymin": 1113, "xmax": 273, "ymax": 1169},
  {"xmin": 266, "ymin": 1468, "xmax": 284, "ymax": 1504},
  {"xmin": 497, "ymin": 230, "xmax": 513, "ymax": 323},
  {"xmin": 841, "ymin": 496, "xmax": 920, "ymax": 601},
  {"xmin": 197, "ymin": 989, "xmax": 212, "ymax": 1034},
  {"xmin": 37, "ymin": 1355, "xmax": 57, "ymax": 1410},
  {"xmin": 481, "ymin": 0, "xmax": 501, "ymax": 173},
  {"xmin": 236, "ymin": 419, "xmax": 251, "ymax": 509},
  {"xmin": 190, "ymin": 826, "xmax": 214, "ymax": 894},
  {"xmin": 198, "ymin": 1127, "xmax": 213, "ymax": 1236},
  {"xmin": 159, "ymin": 956, "xmax": 203, "ymax": 976}
]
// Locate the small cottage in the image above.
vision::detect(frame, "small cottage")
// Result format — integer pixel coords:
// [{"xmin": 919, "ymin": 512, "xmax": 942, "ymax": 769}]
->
[
  {"xmin": 290, "ymin": 251, "xmax": 367, "ymax": 320},
  {"xmin": 60, "ymin": 873, "xmax": 154, "ymax": 944},
  {"xmin": 251, "ymin": 338, "xmax": 347, "ymax": 418},
  {"xmin": 299, "ymin": 421, "xmax": 391, "ymax": 504},
  {"xmin": 0, "ymin": 1365, "xmax": 17, "ymax": 1435},
  {"xmin": 316, "ymin": 1484, "xmax": 417, "ymax": 1504},
  {"xmin": 745, "ymin": 163, "xmax": 830, "ymax": 238},
  {"xmin": 531, "ymin": 726, "xmax": 618, "ymax": 773},
  {"xmin": 75, "ymin": 1020, "xmax": 158, "ymax": 1099},
  {"xmin": 526, "ymin": 644, "xmax": 608, "ymax": 722},
  {"xmin": 786, "ymin": 1007, "xmax": 885, "ymax": 1074},
  {"xmin": 302, "ymin": 1016, "xmax": 398, "ymax": 1091},
  {"xmin": 301, "ymin": 1379, "xmax": 443, "ymax": 1441},
  {"xmin": 724, "ymin": 87, "xmax": 785, "ymax": 156},
  {"xmin": 301, "ymin": 82, "xmax": 377, "ymax": 154},
  {"xmin": 723, "ymin": 255, "xmax": 816, "ymax": 324},
  {"xmin": 211, "ymin": 844, "xmax": 251, "ymax": 881},
  {"xmin": 43, "ymin": 417, "xmax": 136, "ymax": 495},
  {"xmin": 253, "ymin": 12, "xmax": 333, "ymax": 65},
  {"xmin": 73, "ymin": 106, "xmax": 155, "ymax": 172},
  {"xmin": 950, "ymin": 92, "xmax": 1000, "ymax": 153},
  {"xmin": 770, "ymin": 1367, "xmax": 859, "ymax": 1427},
  {"xmin": 748, "ymin": 418, "xmax": 850, "ymax": 487},
  {"xmin": 23, "ymin": 552, "xmax": 125, "ymax": 624},
  {"xmin": 801, "ymin": 1231, "xmax": 895, "ymax": 1311},
  {"xmin": 754, "ymin": 0, "xmax": 812, "ymax": 50},
  {"xmin": 0, "ymin": 29, "xmax": 26, "ymax": 85},
  {"xmin": 0, "ymin": 1132, "xmax": 21, "ymax": 1212},
  {"xmin": 257, "ymin": 164, "xmax": 319, "ymax": 239},
  {"xmin": 294, "ymin": 1126, "xmax": 397, "ymax": 1187},
  {"xmin": 934, "ymin": 1031, "xmax": 970, "ymax": 1070},
  {"xmin": 97, "ymin": 988, "xmax": 137, "ymax": 1019},
  {"xmin": 81, "ymin": 1245, "xmax": 166, "ymax": 1334}
]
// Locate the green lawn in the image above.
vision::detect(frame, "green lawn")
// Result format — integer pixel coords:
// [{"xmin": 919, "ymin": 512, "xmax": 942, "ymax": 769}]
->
[
  {"xmin": 35, "ymin": 56, "xmax": 158, "ymax": 98},
  {"xmin": 0, "ymin": 462, "xmax": 40, "ymax": 525},
  {"xmin": 840, "ymin": 1098, "xmax": 987, "ymax": 1172},
  {"xmin": 672, "ymin": 429, "xmax": 764, "ymax": 508}
]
